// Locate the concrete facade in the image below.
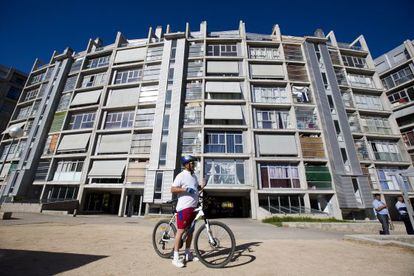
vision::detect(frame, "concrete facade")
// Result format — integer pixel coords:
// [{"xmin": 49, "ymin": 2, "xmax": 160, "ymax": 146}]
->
[{"xmin": 0, "ymin": 22, "xmax": 413, "ymax": 220}]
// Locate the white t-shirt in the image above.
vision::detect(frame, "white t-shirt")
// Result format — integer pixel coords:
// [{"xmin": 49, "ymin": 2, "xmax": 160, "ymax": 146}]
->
[
  {"xmin": 395, "ymin": 201, "xmax": 408, "ymax": 215},
  {"xmin": 373, "ymin": 199, "xmax": 389, "ymax": 215},
  {"xmin": 172, "ymin": 170, "xmax": 199, "ymax": 212}
]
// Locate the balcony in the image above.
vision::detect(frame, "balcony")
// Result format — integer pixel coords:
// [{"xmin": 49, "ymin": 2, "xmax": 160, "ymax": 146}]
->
[
  {"xmin": 300, "ymin": 136, "xmax": 325, "ymax": 159},
  {"xmin": 305, "ymin": 166, "xmax": 332, "ymax": 190}
]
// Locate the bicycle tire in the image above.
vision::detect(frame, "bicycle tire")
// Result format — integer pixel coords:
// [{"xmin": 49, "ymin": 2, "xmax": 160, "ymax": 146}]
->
[
  {"xmin": 193, "ymin": 221, "xmax": 236, "ymax": 268},
  {"xmin": 152, "ymin": 219, "xmax": 177, "ymax": 259}
]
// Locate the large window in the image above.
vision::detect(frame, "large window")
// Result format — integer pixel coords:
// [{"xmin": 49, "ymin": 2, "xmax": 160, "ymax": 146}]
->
[
  {"xmin": 370, "ymin": 141, "xmax": 402, "ymax": 162},
  {"xmin": 205, "ymin": 132, "xmax": 243, "ymax": 153},
  {"xmin": 81, "ymin": 72, "xmax": 107, "ymax": 88},
  {"xmin": 114, "ymin": 68, "xmax": 142, "ymax": 84},
  {"xmin": 15, "ymin": 105, "xmax": 31, "ymax": 120},
  {"xmin": 186, "ymin": 81, "xmax": 202, "ymax": 100},
  {"xmin": 184, "ymin": 104, "xmax": 202, "ymax": 125},
  {"xmin": 134, "ymin": 108, "xmax": 155, "ymax": 128},
  {"xmin": 187, "ymin": 60, "xmax": 203, "ymax": 77},
  {"xmin": 188, "ymin": 42, "xmax": 204, "ymax": 57},
  {"xmin": 24, "ymin": 88, "xmax": 39, "ymax": 101},
  {"xmin": 252, "ymin": 86, "xmax": 289, "ymax": 103},
  {"xmin": 387, "ymin": 85, "xmax": 414, "ymax": 107},
  {"xmin": 342, "ymin": 55, "xmax": 367, "ymax": 68},
  {"xmin": 67, "ymin": 112, "xmax": 96, "ymax": 130},
  {"xmin": 45, "ymin": 185, "xmax": 78, "ymax": 202},
  {"xmin": 382, "ymin": 66, "xmax": 414, "ymax": 90},
  {"xmin": 296, "ymin": 108, "xmax": 318, "ymax": 130},
  {"xmin": 305, "ymin": 166, "xmax": 332, "ymax": 190},
  {"xmin": 131, "ymin": 133, "xmax": 152, "ymax": 154},
  {"xmin": 86, "ymin": 55, "xmax": 110, "ymax": 69},
  {"xmin": 52, "ymin": 160, "xmax": 83, "ymax": 182},
  {"xmin": 142, "ymin": 64, "xmax": 161, "ymax": 81},
  {"xmin": 146, "ymin": 46, "xmax": 163, "ymax": 61},
  {"xmin": 63, "ymin": 75, "xmax": 78, "ymax": 92},
  {"xmin": 259, "ymin": 163, "xmax": 300, "ymax": 189},
  {"xmin": 139, "ymin": 85, "xmax": 158, "ymax": 104},
  {"xmin": 377, "ymin": 168, "xmax": 412, "ymax": 191},
  {"xmin": 182, "ymin": 131, "xmax": 202, "ymax": 154},
  {"xmin": 347, "ymin": 74, "xmax": 375, "ymax": 89},
  {"xmin": 360, "ymin": 116, "xmax": 392, "ymax": 134},
  {"xmin": 207, "ymin": 44, "xmax": 237, "ymax": 56},
  {"xmin": 354, "ymin": 94, "xmax": 383, "ymax": 110},
  {"xmin": 205, "ymin": 159, "xmax": 245, "ymax": 185},
  {"xmin": 154, "ymin": 172, "xmax": 163, "ymax": 200},
  {"xmin": 104, "ymin": 110, "xmax": 134, "ymax": 129},
  {"xmin": 255, "ymin": 109, "xmax": 290, "ymax": 129},
  {"xmin": 249, "ymin": 47, "xmax": 280, "ymax": 60}
]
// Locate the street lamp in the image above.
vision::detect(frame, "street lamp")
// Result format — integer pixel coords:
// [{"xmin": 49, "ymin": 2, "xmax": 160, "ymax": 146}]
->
[
  {"xmin": 0, "ymin": 124, "xmax": 24, "ymax": 201},
  {"xmin": 388, "ymin": 168, "xmax": 414, "ymax": 232}
]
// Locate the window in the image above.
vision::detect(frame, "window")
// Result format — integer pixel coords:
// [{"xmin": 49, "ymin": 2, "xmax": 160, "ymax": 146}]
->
[
  {"xmin": 205, "ymin": 159, "xmax": 245, "ymax": 185},
  {"xmin": 184, "ymin": 104, "xmax": 202, "ymax": 125},
  {"xmin": 67, "ymin": 112, "xmax": 95, "ymax": 130},
  {"xmin": 354, "ymin": 138, "xmax": 369, "ymax": 160},
  {"xmin": 342, "ymin": 55, "xmax": 367, "ymax": 68},
  {"xmin": 49, "ymin": 112, "xmax": 67, "ymax": 132},
  {"xmin": 52, "ymin": 160, "xmax": 83, "ymax": 182},
  {"xmin": 113, "ymin": 68, "xmax": 142, "ymax": 84},
  {"xmin": 360, "ymin": 116, "xmax": 391, "ymax": 134},
  {"xmin": 370, "ymin": 141, "xmax": 402, "ymax": 162},
  {"xmin": 347, "ymin": 113, "xmax": 361, "ymax": 132},
  {"xmin": 207, "ymin": 44, "xmax": 237, "ymax": 56},
  {"xmin": 43, "ymin": 134, "xmax": 59, "ymax": 155},
  {"xmin": 341, "ymin": 91, "xmax": 353, "ymax": 107},
  {"xmin": 335, "ymin": 68, "xmax": 348, "ymax": 86},
  {"xmin": 187, "ymin": 60, "xmax": 203, "ymax": 77},
  {"xmin": 255, "ymin": 109, "xmax": 290, "ymax": 129},
  {"xmin": 249, "ymin": 47, "xmax": 280, "ymax": 60},
  {"xmin": 377, "ymin": 168, "xmax": 412, "ymax": 191},
  {"xmin": 29, "ymin": 72, "xmax": 46, "ymax": 85},
  {"xmin": 388, "ymin": 86, "xmax": 414, "ymax": 107},
  {"xmin": 104, "ymin": 110, "xmax": 134, "ymax": 129},
  {"xmin": 34, "ymin": 160, "xmax": 51, "ymax": 181},
  {"xmin": 252, "ymin": 86, "xmax": 288, "ymax": 103},
  {"xmin": 139, "ymin": 85, "xmax": 158, "ymax": 104},
  {"xmin": 347, "ymin": 74, "xmax": 375, "ymax": 89},
  {"xmin": 86, "ymin": 55, "xmax": 110, "ymax": 69},
  {"xmin": 142, "ymin": 64, "xmax": 161, "ymax": 81},
  {"xmin": 70, "ymin": 58, "xmax": 84, "ymax": 73},
  {"xmin": 300, "ymin": 136, "xmax": 325, "ymax": 159},
  {"xmin": 283, "ymin": 44, "xmax": 303, "ymax": 61},
  {"xmin": 188, "ymin": 42, "xmax": 204, "ymax": 57},
  {"xmin": 305, "ymin": 166, "xmax": 332, "ymax": 190},
  {"xmin": 146, "ymin": 46, "xmax": 163, "ymax": 61},
  {"xmin": 131, "ymin": 133, "xmax": 152, "ymax": 154},
  {"xmin": 296, "ymin": 108, "xmax": 318, "ymax": 130},
  {"xmin": 382, "ymin": 66, "xmax": 414, "ymax": 89},
  {"xmin": 154, "ymin": 172, "xmax": 163, "ymax": 200},
  {"xmin": 63, "ymin": 75, "xmax": 78, "ymax": 92},
  {"xmin": 292, "ymin": 86, "xmax": 311, "ymax": 103},
  {"xmin": 205, "ymin": 132, "xmax": 243, "ymax": 153},
  {"xmin": 56, "ymin": 93, "xmax": 72, "ymax": 112},
  {"xmin": 287, "ymin": 65, "xmax": 308, "ymax": 82},
  {"xmin": 259, "ymin": 163, "xmax": 300, "ymax": 189},
  {"xmin": 0, "ymin": 143, "xmax": 18, "ymax": 161},
  {"xmin": 15, "ymin": 105, "xmax": 31, "ymax": 120},
  {"xmin": 182, "ymin": 131, "xmax": 202, "ymax": 154},
  {"xmin": 46, "ymin": 186, "xmax": 78, "ymax": 201},
  {"xmin": 354, "ymin": 94, "xmax": 382, "ymax": 110},
  {"xmin": 81, "ymin": 72, "xmax": 107, "ymax": 88},
  {"xmin": 329, "ymin": 50, "xmax": 341, "ymax": 65},
  {"xmin": 135, "ymin": 108, "xmax": 155, "ymax": 128},
  {"xmin": 186, "ymin": 81, "xmax": 202, "ymax": 100},
  {"xmin": 24, "ymin": 88, "xmax": 39, "ymax": 101},
  {"xmin": 402, "ymin": 131, "xmax": 414, "ymax": 148}
]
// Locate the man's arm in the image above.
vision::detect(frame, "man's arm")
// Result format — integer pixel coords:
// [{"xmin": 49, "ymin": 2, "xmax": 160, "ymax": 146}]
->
[{"xmin": 171, "ymin": 186, "xmax": 187, "ymax": 194}]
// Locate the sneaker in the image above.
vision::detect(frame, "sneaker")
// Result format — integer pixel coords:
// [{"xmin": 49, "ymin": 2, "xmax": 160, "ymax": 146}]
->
[
  {"xmin": 185, "ymin": 252, "xmax": 199, "ymax": 262},
  {"xmin": 172, "ymin": 258, "xmax": 185, "ymax": 268}
]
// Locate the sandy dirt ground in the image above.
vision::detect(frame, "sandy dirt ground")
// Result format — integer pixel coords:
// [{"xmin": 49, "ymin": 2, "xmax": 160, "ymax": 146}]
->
[{"xmin": 0, "ymin": 213, "xmax": 413, "ymax": 276}]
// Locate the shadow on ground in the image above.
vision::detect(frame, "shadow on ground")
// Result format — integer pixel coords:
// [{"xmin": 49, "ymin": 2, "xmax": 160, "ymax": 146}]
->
[
  {"xmin": 0, "ymin": 249, "xmax": 108, "ymax": 275},
  {"xmin": 225, "ymin": 241, "xmax": 261, "ymax": 268}
]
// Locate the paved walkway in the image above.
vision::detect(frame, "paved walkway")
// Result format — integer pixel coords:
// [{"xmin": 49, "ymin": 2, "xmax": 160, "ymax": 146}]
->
[{"xmin": 0, "ymin": 213, "xmax": 413, "ymax": 275}]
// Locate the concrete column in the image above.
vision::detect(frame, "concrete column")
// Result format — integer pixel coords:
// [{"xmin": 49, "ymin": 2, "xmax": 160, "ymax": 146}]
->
[
  {"xmin": 303, "ymin": 193, "xmax": 311, "ymax": 213},
  {"xmin": 250, "ymin": 189, "xmax": 258, "ymax": 219},
  {"xmin": 118, "ymin": 187, "xmax": 126, "ymax": 217}
]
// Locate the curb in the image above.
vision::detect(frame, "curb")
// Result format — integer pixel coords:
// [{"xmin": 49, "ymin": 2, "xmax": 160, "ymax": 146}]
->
[{"xmin": 344, "ymin": 235, "xmax": 414, "ymax": 251}]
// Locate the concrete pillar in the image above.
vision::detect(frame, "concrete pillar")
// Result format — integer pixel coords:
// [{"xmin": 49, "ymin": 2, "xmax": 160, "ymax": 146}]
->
[
  {"xmin": 303, "ymin": 193, "xmax": 311, "ymax": 213},
  {"xmin": 118, "ymin": 187, "xmax": 126, "ymax": 217},
  {"xmin": 250, "ymin": 189, "xmax": 258, "ymax": 219}
]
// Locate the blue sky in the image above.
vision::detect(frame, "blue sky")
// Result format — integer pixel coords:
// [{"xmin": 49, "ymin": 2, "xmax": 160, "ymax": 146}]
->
[{"xmin": 1, "ymin": 0, "xmax": 413, "ymax": 73}]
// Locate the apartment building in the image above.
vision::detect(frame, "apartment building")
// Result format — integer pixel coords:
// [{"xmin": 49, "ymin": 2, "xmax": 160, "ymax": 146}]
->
[
  {"xmin": 0, "ymin": 22, "xmax": 412, "ymax": 220},
  {"xmin": 374, "ymin": 40, "xmax": 414, "ymax": 165},
  {"xmin": 0, "ymin": 65, "xmax": 27, "ymax": 134}
]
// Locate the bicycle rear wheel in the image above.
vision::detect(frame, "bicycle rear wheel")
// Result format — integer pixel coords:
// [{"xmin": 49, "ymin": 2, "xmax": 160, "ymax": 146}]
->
[
  {"xmin": 152, "ymin": 219, "xmax": 177, "ymax": 258},
  {"xmin": 193, "ymin": 221, "xmax": 236, "ymax": 268}
]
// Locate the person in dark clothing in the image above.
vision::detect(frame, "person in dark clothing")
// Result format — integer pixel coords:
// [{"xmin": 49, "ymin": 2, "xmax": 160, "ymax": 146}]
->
[{"xmin": 395, "ymin": 195, "xmax": 414, "ymax": 235}]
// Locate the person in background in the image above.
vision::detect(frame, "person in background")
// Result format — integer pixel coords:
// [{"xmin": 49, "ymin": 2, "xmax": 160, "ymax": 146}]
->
[
  {"xmin": 373, "ymin": 194, "xmax": 390, "ymax": 235},
  {"xmin": 395, "ymin": 195, "xmax": 414, "ymax": 235}
]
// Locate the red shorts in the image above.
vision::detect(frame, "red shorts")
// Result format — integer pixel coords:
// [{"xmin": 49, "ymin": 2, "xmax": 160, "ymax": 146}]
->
[{"xmin": 176, "ymin": 208, "xmax": 196, "ymax": 230}]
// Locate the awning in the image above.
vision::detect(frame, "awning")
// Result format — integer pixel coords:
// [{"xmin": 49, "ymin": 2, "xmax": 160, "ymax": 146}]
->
[
  {"xmin": 96, "ymin": 133, "xmax": 131, "ymax": 154},
  {"xmin": 250, "ymin": 64, "xmax": 284, "ymax": 78},
  {"xmin": 114, "ymin": 47, "xmax": 146, "ymax": 63},
  {"xmin": 70, "ymin": 90, "xmax": 101, "ymax": 107},
  {"xmin": 57, "ymin": 133, "xmax": 91, "ymax": 153},
  {"xmin": 2, "ymin": 122, "xmax": 26, "ymax": 135},
  {"xmin": 205, "ymin": 82, "xmax": 241, "ymax": 93},
  {"xmin": 257, "ymin": 134, "xmax": 298, "ymax": 155},
  {"xmin": 106, "ymin": 88, "xmax": 139, "ymax": 107},
  {"xmin": 207, "ymin": 61, "xmax": 239, "ymax": 74},
  {"xmin": 126, "ymin": 161, "xmax": 148, "ymax": 183},
  {"xmin": 88, "ymin": 160, "xmax": 126, "ymax": 179},
  {"xmin": 205, "ymin": 105, "xmax": 243, "ymax": 120},
  {"xmin": 394, "ymin": 105, "xmax": 414, "ymax": 119}
]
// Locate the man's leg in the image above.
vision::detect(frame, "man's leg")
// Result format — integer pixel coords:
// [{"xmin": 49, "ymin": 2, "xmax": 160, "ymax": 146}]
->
[
  {"xmin": 377, "ymin": 215, "xmax": 389, "ymax": 235},
  {"xmin": 402, "ymin": 215, "xmax": 414, "ymax": 235}
]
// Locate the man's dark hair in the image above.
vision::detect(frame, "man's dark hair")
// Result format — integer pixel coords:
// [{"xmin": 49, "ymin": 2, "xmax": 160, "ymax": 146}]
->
[{"xmin": 373, "ymin": 193, "xmax": 381, "ymax": 197}]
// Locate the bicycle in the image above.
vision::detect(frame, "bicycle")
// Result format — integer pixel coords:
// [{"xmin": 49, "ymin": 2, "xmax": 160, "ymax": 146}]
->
[{"xmin": 152, "ymin": 192, "xmax": 236, "ymax": 268}]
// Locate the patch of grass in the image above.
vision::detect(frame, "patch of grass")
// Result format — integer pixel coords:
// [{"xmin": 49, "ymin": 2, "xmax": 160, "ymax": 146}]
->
[{"xmin": 262, "ymin": 216, "xmax": 348, "ymax": 227}]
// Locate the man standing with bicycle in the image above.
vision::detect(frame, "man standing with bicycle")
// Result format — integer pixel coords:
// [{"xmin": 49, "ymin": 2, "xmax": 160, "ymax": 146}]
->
[{"xmin": 170, "ymin": 155, "xmax": 203, "ymax": 268}]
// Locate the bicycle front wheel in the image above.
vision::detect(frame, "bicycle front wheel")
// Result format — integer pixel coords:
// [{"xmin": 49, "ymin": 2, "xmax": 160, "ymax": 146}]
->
[
  {"xmin": 152, "ymin": 219, "xmax": 177, "ymax": 258},
  {"xmin": 194, "ymin": 221, "xmax": 236, "ymax": 268}
]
